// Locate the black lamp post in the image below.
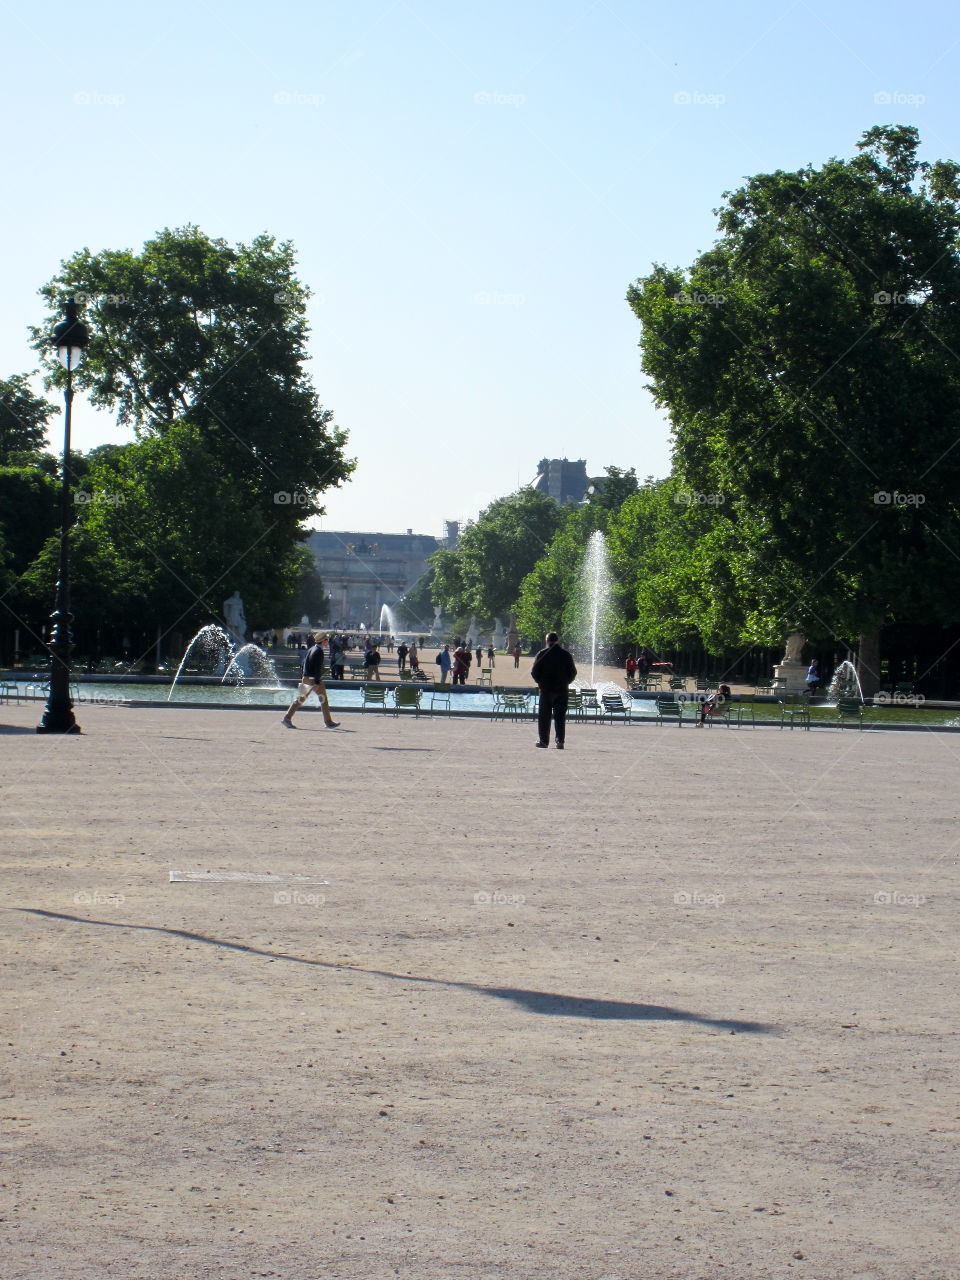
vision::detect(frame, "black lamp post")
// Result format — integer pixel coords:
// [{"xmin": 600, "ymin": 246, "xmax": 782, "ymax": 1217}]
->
[{"xmin": 37, "ymin": 297, "xmax": 89, "ymax": 734}]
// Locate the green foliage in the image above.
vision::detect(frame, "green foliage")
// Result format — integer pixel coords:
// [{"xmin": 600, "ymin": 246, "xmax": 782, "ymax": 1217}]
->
[
  {"xmin": 609, "ymin": 478, "xmax": 757, "ymax": 652},
  {"xmin": 25, "ymin": 226, "xmax": 354, "ymax": 639},
  {"xmin": 515, "ymin": 503, "xmax": 606, "ymax": 639},
  {"xmin": 287, "ymin": 543, "xmax": 328, "ymax": 624},
  {"xmin": 627, "ymin": 126, "xmax": 960, "ymax": 650},
  {"xmin": 0, "ymin": 374, "xmax": 55, "ymax": 464},
  {"xmin": 586, "ymin": 465, "xmax": 640, "ymax": 513},
  {"xmin": 54, "ymin": 425, "xmax": 308, "ymax": 631},
  {"xmin": 428, "ymin": 548, "xmax": 467, "ymax": 617},
  {"xmin": 0, "ymin": 466, "xmax": 59, "ymax": 575},
  {"xmin": 438, "ymin": 489, "xmax": 564, "ymax": 622},
  {"xmin": 33, "ymin": 225, "xmax": 352, "ymax": 518},
  {"xmin": 18, "ymin": 524, "xmax": 130, "ymax": 643}
]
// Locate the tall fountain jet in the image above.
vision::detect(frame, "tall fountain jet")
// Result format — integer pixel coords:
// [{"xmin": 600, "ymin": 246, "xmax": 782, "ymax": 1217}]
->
[
  {"xmin": 579, "ymin": 530, "xmax": 613, "ymax": 686},
  {"xmin": 379, "ymin": 603, "xmax": 400, "ymax": 637}
]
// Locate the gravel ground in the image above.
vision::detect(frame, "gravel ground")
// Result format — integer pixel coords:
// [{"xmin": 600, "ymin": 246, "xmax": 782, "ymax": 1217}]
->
[{"xmin": 2, "ymin": 702, "xmax": 958, "ymax": 1280}]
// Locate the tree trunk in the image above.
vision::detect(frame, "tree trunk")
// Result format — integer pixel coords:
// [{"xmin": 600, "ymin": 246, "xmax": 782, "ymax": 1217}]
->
[{"xmin": 857, "ymin": 623, "xmax": 883, "ymax": 698}]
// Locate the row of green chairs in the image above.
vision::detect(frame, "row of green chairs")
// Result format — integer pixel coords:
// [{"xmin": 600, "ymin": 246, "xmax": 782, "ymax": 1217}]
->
[
  {"xmin": 653, "ymin": 693, "xmax": 757, "ymax": 728},
  {"xmin": 492, "ymin": 690, "xmax": 531, "ymax": 721},
  {"xmin": 570, "ymin": 690, "xmax": 633, "ymax": 723},
  {"xmin": 359, "ymin": 683, "xmax": 449, "ymax": 717},
  {"xmin": 1, "ymin": 680, "xmax": 84, "ymax": 703},
  {"xmin": 778, "ymin": 693, "xmax": 866, "ymax": 729}
]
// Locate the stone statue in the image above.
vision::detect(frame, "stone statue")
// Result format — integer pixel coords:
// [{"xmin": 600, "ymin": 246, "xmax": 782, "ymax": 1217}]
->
[
  {"xmin": 783, "ymin": 631, "xmax": 805, "ymax": 664},
  {"xmin": 224, "ymin": 591, "xmax": 247, "ymax": 644},
  {"xmin": 773, "ymin": 629, "xmax": 807, "ymax": 693}
]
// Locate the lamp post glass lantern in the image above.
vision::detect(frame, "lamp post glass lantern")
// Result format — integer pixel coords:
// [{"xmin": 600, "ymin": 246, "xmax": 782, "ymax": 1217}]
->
[{"xmin": 37, "ymin": 297, "xmax": 89, "ymax": 734}]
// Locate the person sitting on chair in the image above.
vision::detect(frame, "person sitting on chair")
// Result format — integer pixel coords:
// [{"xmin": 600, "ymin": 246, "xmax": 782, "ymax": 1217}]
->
[{"xmin": 700, "ymin": 683, "xmax": 732, "ymax": 725}]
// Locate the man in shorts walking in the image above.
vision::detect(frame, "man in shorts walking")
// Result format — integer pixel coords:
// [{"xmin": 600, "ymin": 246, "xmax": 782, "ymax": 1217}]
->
[{"xmin": 281, "ymin": 635, "xmax": 340, "ymax": 729}]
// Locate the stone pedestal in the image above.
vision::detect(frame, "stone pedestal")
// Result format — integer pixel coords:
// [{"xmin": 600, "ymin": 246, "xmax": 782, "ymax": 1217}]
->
[
  {"xmin": 772, "ymin": 659, "xmax": 808, "ymax": 694},
  {"xmin": 773, "ymin": 631, "xmax": 807, "ymax": 693}
]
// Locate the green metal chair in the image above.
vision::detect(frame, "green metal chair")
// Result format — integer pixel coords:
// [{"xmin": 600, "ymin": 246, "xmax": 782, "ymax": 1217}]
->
[
  {"xmin": 393, "ymin": 685, "xmax": 421, "ymax": 717},
  {"xmin": 567, "ymin": 690, "xmax": 583, "ymax": 718},
  {"xmin": 778, "ymin": 693, "xmax": 811, "ymax": 730},
  {"xmin": 731, "ymin": 695, "xmax": 756, "ymax": 728},
  {"xmin": 429, "ymin": 683, "xmax": 452, "ymax": 714},
  {"xmin": 668, "ymin": 676, "xmax": 687, "ymax": 693},
  {"xmin": 361, "ymin": 684, "xmax": 389, "ymax": 712},
  {"xmin": 753, "ymin": 680, "xmax": 775, "ymax": 697},
  {"xmin": 701, "ymin": 697, "xmax": 733, "ymax": 727},
  {"xmin": 837, "ymin": 698, "xmax": 864, "ymax": 729},
  {"xmin": 578, "ymin": 689, "xmax": 601, "ymax": 722},
  {"xmin": 601, "ymin": 693, "xmax": 632, "ymax": 724},
  {"xmin": 500, "ymin": 692, "xmax": 529, "ymax": 722},
  {"xmin": 655, "ymin": 695, "xmax": 684, "ymax": 727}
]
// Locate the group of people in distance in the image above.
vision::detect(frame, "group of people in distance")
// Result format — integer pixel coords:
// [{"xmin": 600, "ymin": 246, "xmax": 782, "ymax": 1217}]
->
[
  {"xmin": 623, "ymin": 648, "xmax": 654, "ymax": 681},
  {"xmin": 440, "ymin": 641, "xmax": 498, "ymax": 685}
]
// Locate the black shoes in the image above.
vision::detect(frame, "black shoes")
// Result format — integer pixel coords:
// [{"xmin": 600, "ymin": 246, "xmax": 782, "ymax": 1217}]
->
[
  {"xmin": 556, "ymin": 742, "xmax": 564, "ymax": 750},
  {"xmin": 535, "ymin": 741, "xmax": 548, "ymax": 748}
]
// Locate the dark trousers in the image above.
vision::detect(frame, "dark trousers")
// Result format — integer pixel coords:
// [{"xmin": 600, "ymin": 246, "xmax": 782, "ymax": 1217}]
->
[{"xmin": 538, "ymin": 690, "xmax": 569, "ymax": 745}]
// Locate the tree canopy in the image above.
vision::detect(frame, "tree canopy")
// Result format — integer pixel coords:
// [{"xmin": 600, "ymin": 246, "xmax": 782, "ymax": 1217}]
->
[
  {"xmin": 33, "ymin": 226, "xmax": 352, "ymax": 515},
  {"xmin": 628, "ymin": 126, "xmax": 960, "ymax": 687},
  {"xmin": 21, "ymin": 227, "xmax": 354, "ymax": 648},
  {"xmin": 430, "ymin": 488, "xmax": 564, "ymax": 626},
  {"xmin": 0, "ymin": 374, "xmax": 56, "ymax": 464}
]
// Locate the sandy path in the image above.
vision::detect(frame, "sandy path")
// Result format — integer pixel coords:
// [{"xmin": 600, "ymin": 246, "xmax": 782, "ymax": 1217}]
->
[{"xmin": 2, "ymin": 703, "xmax": 957, "ymax": 1279}]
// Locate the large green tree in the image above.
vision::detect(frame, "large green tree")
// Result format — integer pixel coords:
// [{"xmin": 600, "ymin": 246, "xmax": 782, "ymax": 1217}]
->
[
  {"xmin": 431, "ymin": 489, "xmax": 564, "ymax": 628},
  {"xmin": 30, "ymin": 227, "xmax": 353, "ymax": 639},
  {"xmin": 628, "ymin": 126, "xmax": 960, "ymax": 691}
]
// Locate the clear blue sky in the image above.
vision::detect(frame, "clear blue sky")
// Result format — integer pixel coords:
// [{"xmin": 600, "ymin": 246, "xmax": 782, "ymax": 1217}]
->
[{"xmin": 2, "ymin": 0, "xmax": 956, "ymax": 536}]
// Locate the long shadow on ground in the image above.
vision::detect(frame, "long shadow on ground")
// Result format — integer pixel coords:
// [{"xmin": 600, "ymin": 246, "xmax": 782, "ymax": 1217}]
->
[{"xmin": 15, "ymin": 908, "xmax": 777, "ymax": 1034}]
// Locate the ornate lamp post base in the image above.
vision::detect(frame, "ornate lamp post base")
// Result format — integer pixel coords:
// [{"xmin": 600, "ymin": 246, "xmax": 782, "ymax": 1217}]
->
[{"xmin": 37, "ymin": 711, "xmax": 81, "ymax": 734}]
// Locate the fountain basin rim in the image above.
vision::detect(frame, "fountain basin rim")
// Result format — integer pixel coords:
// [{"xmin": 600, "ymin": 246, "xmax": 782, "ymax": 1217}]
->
[{"xmin": 50, "ymin": 699, "xmax": 960, "ymax": 730}]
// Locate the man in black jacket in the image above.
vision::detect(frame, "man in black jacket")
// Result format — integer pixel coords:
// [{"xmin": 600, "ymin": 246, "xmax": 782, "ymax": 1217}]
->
[
  {"xmin": 281, "ymin": 637, "xmax": 340, "ymax": 729},
  {"xmin": 530, "ymin": 632, "xmax": 577, "ymax": 749}
]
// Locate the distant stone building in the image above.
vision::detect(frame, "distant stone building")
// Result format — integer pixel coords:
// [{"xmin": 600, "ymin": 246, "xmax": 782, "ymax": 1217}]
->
[
  {"xmin": 306, "ymin": 529, "xmax": 443, "ymax": 630},
  {"xmin": 532, "ymin": 457, "xmax": 598, "ymax": 505}
]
